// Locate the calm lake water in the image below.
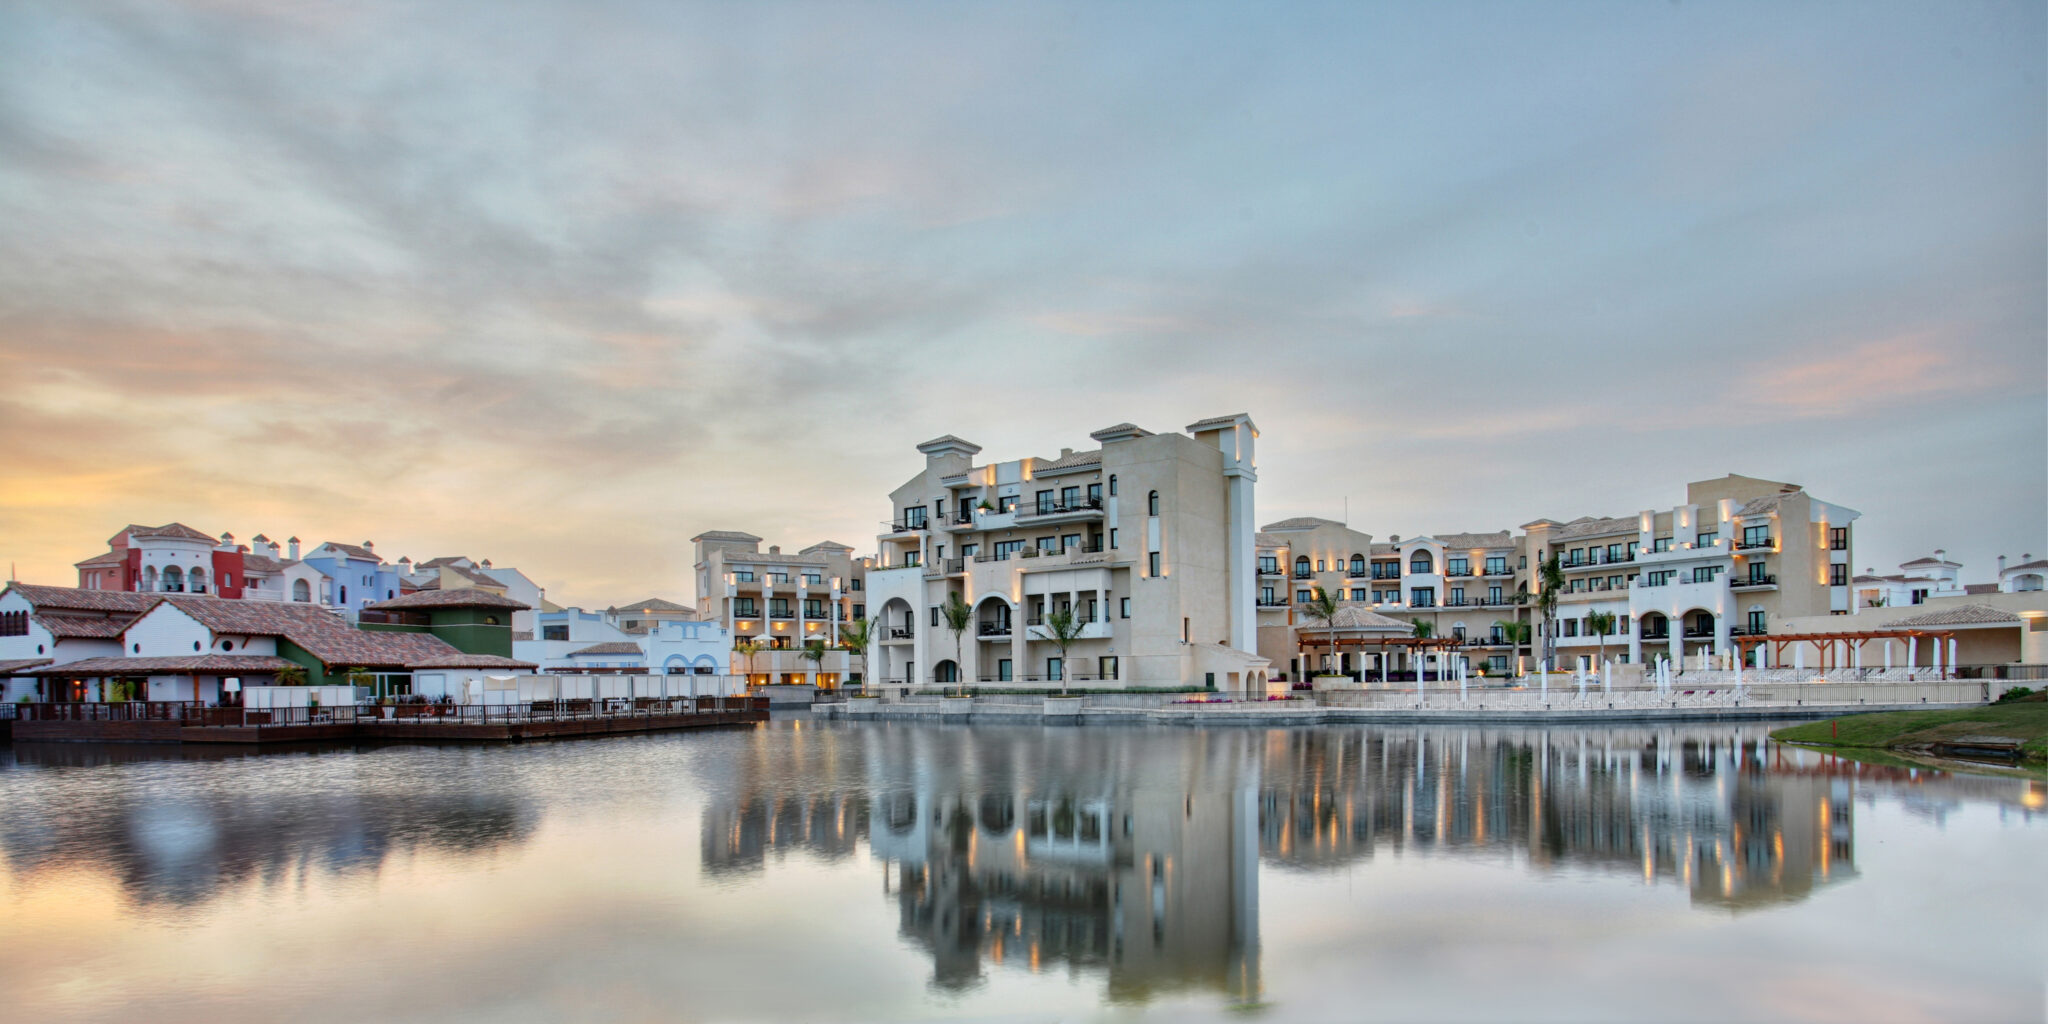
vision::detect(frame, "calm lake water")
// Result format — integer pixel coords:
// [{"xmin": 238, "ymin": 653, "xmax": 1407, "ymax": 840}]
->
[{"xmin": 1, "ymin": 719, "xmax": 2042, "ymax": 1023}]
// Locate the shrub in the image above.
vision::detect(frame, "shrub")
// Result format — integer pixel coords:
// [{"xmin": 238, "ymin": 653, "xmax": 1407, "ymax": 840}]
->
[{"xmin": 1994, "ymin": 686, "xmax": 2037, "ymax": 703}]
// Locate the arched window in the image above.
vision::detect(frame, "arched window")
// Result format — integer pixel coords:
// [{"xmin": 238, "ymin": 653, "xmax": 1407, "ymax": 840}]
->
[
  {"xmin": 1409, "ymin": 551, "xmax": 1434, "ymax": 574},
  {"xmin": 1349, "ymin": 555, "xmax": 1365, "ymax": 576},
  {"xmin": 1294, "ymin": 556, "xmax": 1310, "ymax": 578},
  {"xmin": 189, "ymin": 567, "xmax": 207, "ymax": 594},
  {"xmin": 162, "ymin": 565, "xmax": 184, "ymax": 592},
  {"xmin": 292, "ymin": 579, "xmax": 311, "ymax": 602},
  {"xmin": 1108, "ymin": 475, "xmax": 1118, "ymax": 496},
  {"xmin": 144, "ymin": 566, "xmax": 158, "ymax": 591},
  {"xmin": 340, "ymin": 585, "xmax": 348, "ymax": 604},
  {"xmin": 1147, "ymin": 490, "xmax": 1160, "ymax": 516},
  {"xmin": 2015, "ymin": 574, "xmax": 2045, "ymax": 592}
]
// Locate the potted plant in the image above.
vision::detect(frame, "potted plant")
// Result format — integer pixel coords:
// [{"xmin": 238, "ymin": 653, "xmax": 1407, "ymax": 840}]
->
[{"xmin": 977, "ymin": 500, "xmax": 994, "ymax": 513}]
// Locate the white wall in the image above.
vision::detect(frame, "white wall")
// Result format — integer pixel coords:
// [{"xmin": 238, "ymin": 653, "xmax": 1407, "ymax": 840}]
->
[{"xmin": 123, "ymin": 604, "xmax": 215, "ymax": 658}]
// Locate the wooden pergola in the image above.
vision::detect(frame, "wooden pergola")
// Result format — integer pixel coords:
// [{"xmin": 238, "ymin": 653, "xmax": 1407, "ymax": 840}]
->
[
  {"xmin": 1734, "ymin": 627, "xmax": 1960, "ymax": 674},
  {"xmin": 1298, "ymin": 629, "xmax": 1470, "ymax": 681}
]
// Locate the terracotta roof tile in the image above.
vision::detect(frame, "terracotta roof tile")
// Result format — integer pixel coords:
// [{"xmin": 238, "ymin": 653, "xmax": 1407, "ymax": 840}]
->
[
  {"xmin": 2, "ymin": 584, "xmax": 159, "ymax": 614},
  {"xmin": 616, "ymin": 598, "xmax": 692, "ymax": 613},
  {"xmin": 1260, "ymin": 517, "xmax": 1348, "ymax": 531},
  {"xmin": 407, "ymin": 653, "xmax": 538, "ymax": 669},
  {"xmin": 365, "ymin": 590, "xmax": 529, "ymax": 611},
  {"xmin": 27, "ymin": 655, "xmax": 299, "ymax": 675},
  {"xmin": 0, "ymin": 658, "xmax": 52, "ymax": 675},
  {"xmin": 33, "ymin": 614, "xmax": 131, "ymax": 639},
  {"xmin": 73, "ymin": 550, "xmax": 127, "ymax": 568},
  {"xmin": 568, "ymin": 642, "xmax": 644, "ymax": 656},
  {"xmin": 1886, "ymin": 604, "xmax": 2022, "ymax": 627},
  {"xmin": 126, "ymin": 523, "xmax": 218, "ymax": 543}
]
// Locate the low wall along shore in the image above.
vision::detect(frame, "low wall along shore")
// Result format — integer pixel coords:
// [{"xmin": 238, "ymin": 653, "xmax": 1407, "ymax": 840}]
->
[{"xmin": 813, "ymin": 678, "xmax": 1998, "ymax": 726}]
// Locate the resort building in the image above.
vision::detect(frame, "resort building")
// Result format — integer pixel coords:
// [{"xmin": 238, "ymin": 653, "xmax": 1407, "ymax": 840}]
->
[
  {"xmin": 400, "ymin": 555, "xmax": 550, "ymax": 635},
  {"xmin": 863, "ymin": 415, "xmax": 1267, "ymax": 691},
  {"xmin": 693, "ymin": 531, "xmax": 868, "ymax": 687},
  {"xmin": 1256, "ymin": 474, "xmax": 1861, "ymax": 679},
  {"xmin": 516, "ymin": 605, "xmax": 731, "ymax": 676},
  {"xmin": 0, "ymin": 584, "xmax": 533, "ymax": 704},
  {"xmin": 1777, "ymin": 550, "xmax": 2048, "ymax": 674}
]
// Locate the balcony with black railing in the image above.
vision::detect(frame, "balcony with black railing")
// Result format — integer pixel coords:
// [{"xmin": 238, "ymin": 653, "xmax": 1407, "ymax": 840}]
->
[
  {"xmin": 1735, "ymin": 537, "xmax": 1774, "ymax": 550},
  {"xmin": 1730, "ymin": 574, "xmax": 1778, "ymax": 588},
  {"xmin": 1372, "ymin": 568, "xmax": 1401, "ymax": 580},
  {"xmin": 1015, "ymin": 497, "xmax": 1106, "ymax": 521},
  {"xmin": 1256, "ymin": 598, "xmax": 1289, "ymax": 608},
  {"xmin": 977, "ymin": 621, "xmax": 1012, "ymax": 638}
]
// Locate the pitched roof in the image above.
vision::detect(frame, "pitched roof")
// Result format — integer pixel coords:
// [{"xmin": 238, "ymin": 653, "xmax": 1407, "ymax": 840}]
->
[
  {"xmin": 1035, "ymin": 448, "xmax": 1103, "ymax": 470},
  {"xmin": 1886, "ymin": 604, "xmax": 2023, "ymax": 627},
  {"xmin": 441, "ymin": 564, "xmax": 505, "ymax": 588},
  {"xmin": 407, "ymin": 653, "xmax": 538, "ymax": 669},
  {"xmin": 290, "ymin": 629, "xmax": 462, "ymax": 670},
  {"xmin": 73, "ymin": 550, "xmax": 127, "ymax": 568},
  {"xmin": 1734, "ymin": 492, "xmax": 1796, "ymax": 517},
  {"xmin": 27, "ymin": 655, "xmax": 299, "ymax": 676},
  {"xmin": 1260, "ymin": 517, "xmax": 1347, "ymax": 532},
  {"xmin": 1255, "ymin": 532, "xmax": 1285, "ymax": 549},
  {"xmin": 316, "ymin": 542, "xmax": 380, "ymax": 562},
  {"xmin": 33, "ymin": 614, "xmax": 131, "ymax": 639},
  {"xmin": 617, "ymin": 598, "xmax": 692, "ymax": 613},
  {"xmin": 1300, "ymin": 607, "xmax": 1415, "ymax": 633},
  {"xmin": 1186, "ymin": 413, "xmax": 1253, "ymax": 431},
  {"xmin": 1963, "ymin": 584, "xmax": 2000, "ymax": 596},
  {"xmin": 692, "ymin": 530, "xmax": 764, "ymax": 544},
  {"xmin": 1552, "ymin": 516, "xmax": 1636, "ymax": 541},
  {"xmin": 1898, "ymin": 555, "xmax": 1956, "ymax": 567},
  {"xmin": 416, "ymin": 556, "xmax": 473, "ymax": 569},
  {"xmin": 798, "ymin": 540, "xmax": 854, "ymax": 554},
  {"xmin": 365, "ymin": 590, "xmax": 529, "ymax": 611},
  {"xmin": 123, "ymin": 523, "xmax": 217, "ymax": 543},
  {"xmin": 2004, "ymin": 558, "xmax": 2048, "ymax": 572},
  {"xmin": 1434, "ymin": 531, "xmax": 1514, "ymax": 550},
  {"xmin": 568, "ymin": 641, "xmax": 644, "ymax": 656},
  {"xmin": 157, "ymin": 596, "xmax": 351, "ymax": 638},
  {"xmin": 2, "ymin": 584, "xmax": 159, "ymax": 614},
  {"xmin": 0, "ymin": 658, "xmax": 52, "ymax": 675},
  {"xmin": 241, "ymin": 555, "xmax": 285, "ymax": 573}
]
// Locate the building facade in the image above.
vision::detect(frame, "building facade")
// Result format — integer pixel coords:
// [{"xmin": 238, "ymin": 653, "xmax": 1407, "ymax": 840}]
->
[
  {"xmin": 693, "ymin": 532, "xmax": 868, "ymax": 687},
  {"xmin": 863, "ymin": 415, "xmax": 1266, "ymax": 691}
]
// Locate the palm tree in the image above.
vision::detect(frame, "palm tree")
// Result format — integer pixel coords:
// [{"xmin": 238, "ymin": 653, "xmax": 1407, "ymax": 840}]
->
[
  {"xmin": 1493, "ymin": 619, "xmax": 1531, "ymax": 676},
  {"xmin": 733, "ymin": 638, "xmax": 763, "ymax": 686},
  {"xmin": 1586, "ymin": 610, "xmax": 1617, "ymax": 673},
  {"xmin": 1537, "ymin": 553, "xmax": 1565, "ymax": 671},
  {"xmin": 838, "ymin": 618, "xmax": 874, "ymax": 694},
  {"xmin": 1410, "ymin": 618, "xmax": 1434, "ymax": 638},
  {"xmin": 799, "ymin": 639, "xmax": 827, "ymax": 688},
  {"xmin": 1301, "ymin": 586, "xmax": 1340, "ymax": 678},
  {"xmin": 940, "ymin": 591, "xmax": 972, "ymax": 696},
  {"xmin": 1040, "ymin": 605, "xmax": 1088, "ymax": 695}
]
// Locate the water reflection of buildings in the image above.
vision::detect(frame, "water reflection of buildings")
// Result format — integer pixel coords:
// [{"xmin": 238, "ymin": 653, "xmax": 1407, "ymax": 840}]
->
[
  {"xmin": 1252, "ymin": 726, "xmax": 2046, "ymax": 909},
  {"xmin": 697, "ymin": 722, "xmax": 2045, "ymax": 997},
  {"xmin": 0, "ymin": 743, "xmax": 536, "ymax": 907}
]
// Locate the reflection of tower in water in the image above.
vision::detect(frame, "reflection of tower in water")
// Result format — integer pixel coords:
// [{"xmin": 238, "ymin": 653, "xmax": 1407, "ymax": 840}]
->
[{"xmin": 872, "ymin": 728, "xmax": 1262, "ymax": 1003}]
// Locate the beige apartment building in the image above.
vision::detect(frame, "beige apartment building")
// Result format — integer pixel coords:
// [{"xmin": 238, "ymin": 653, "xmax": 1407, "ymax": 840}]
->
[
  {"xmin": 692, "ymin": 531, "xmax": 870, "ymax": 687},
  {"xmin": 1259, "ymin": 474, "xmax": 1859, "ymax": 680},
  {"xmin": 864, "ymin": 415, "xmax": 1267, "ymax": 691}
]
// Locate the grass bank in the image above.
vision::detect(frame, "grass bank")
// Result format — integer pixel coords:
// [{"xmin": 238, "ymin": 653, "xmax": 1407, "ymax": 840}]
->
[{"xmin": 1770, "ymin": 691, "xmax": 2048, "ymax": 765}]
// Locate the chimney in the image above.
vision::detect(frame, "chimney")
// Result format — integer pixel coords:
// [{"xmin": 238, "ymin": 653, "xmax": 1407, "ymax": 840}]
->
[
  {"xmin": 1998, "ymin": 554, "xmax": 2007, "ymax": 573},
  {"xmin": 1060, "ymin": 447, "xmax": 1074, "ymax": 459},
  {"xmin": 400, "ymin": 557, "xmax": 413, "ymax": 571},
  {"xmin": 482, "ymin": 558, "xmax": 493, "ymax": 569},
  {"xmin": 288, "ymin": 537, "xmax": 300, "ymax": 560},
  {"xmin": 363, "ymin": 540, "xmax": 375, "ymax": 553},
  {"xmin": 1934, "ymin": 548, "xmax": 1945, "ymax": 561},
  {"xmin": 1390, "ymin": 534, "xmax": 1401, "ymax": 544},
  {"xmin": 769, "ymin": 546, "xmax": 781, "ymax": 555}
]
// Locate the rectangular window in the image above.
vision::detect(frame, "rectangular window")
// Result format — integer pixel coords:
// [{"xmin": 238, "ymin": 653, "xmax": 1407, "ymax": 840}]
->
[
  {"xmin": 1746, "ymin": 610, "xmax": 1766, "ymax": 633},
  {"xmin": 1046, "ymin": 657, "xmax": 1063, "ymax": 682},
  {"xmin": 735, "ymin": 598, "xmax": 758, "ymax": 617},
  {"xmin": 771, "ymin": 598, "xmax": 791, "ymax": 618},
  {"xmin": 768, "ymin": 572, "xmax": 789, "ymax": 583},
  {"xmin": 1447, "ymin": 558, "xmax": 1469, "ymax": 575},
  {"xmin": 1643, "ymin": 570, "xmax": 1674, "ymax": 587},
  {"xmin": 1258, "ymin": 555, "xmax": 1278, "ymax": 574},
  {"xmin": 1829, "ymin": 563, "xmax": 1848, "ymax": 586},
  {"xmin": 903, "ymin": 506, "xmax": 927, "ymax": 529},
  {"xmin": 998, "ymin": 658, "xmax": 1013, "ymax": 682},
  {"xmin": 1351, "ymin": 588, "xmax": 1367, "ymax": 601},
  {"xmin": 1694, "ymin": 531, "xmax": 1718, "ymax": 548},
  {"xmin": 802, "ymin": 572, "xmax": 822, "ymax": 586},
  {"xmin": 1487, "ymin": 586, "xmax": 1502, "ymax": 604},
  {"xmin": 1749, "ymin": 559, "xmax": 1768, "ymax": 582},
  {"xmin": 1087, "ymin": 483, "xmax": 1102, "ymax": 504},
  {"xmin": 1036, "ymin": 490, "xmax": 1055, "ymax": 513},
  {"xmin": 1061, "ymin": 533, "xmax": 1082, "ymax": 551},
  {"xmin": 1829, "ymin": 527, "xmax": 1848, "ymax": 551},
  {"xmin": 998, "ymin": 494, "xmax": 1018, "ymax": 512},
  {"xmin": 1568, "ymin": 548, "xmax": 1584, "ymax": 566},
  {"xmin": 1098, "ymin": 656, "xmax": 1118, "ymax": 680},
  {"xmin": 1564, "ymin": 620, "xmax": 1579, "ymax": 637},
  {"xmin": 1149, "ymin": 552, "xmax": 1162, "ymax": 577},
  {"xmin": 1060, "ymin": 486, "xmax": 1080, "ymax": 508},
  {"xmin": 733, "ymin": 569, "xmax": 756, "ymax": 583},
  {"xmin": 1410, "ymin": 587, "xmax": 1435, "ymax": 608},
  {"xmin": 902, "ymin": 551, "xmax": 921, "ymax": 567},
  {"xmin": 1109, "ymin": 528, "xmax": 1119, "ymax": 549},
  {"xmin": 1484, "ymin": 557, "xmax": 1508, "ymax": 575},
  {"xmin": 1037, "ymin": 536, "xmax": 1060, "ymax": 554},
  {"xmin": 849, "ymin": 579, "xmax": 862, "ymax": 591},
  {"xmin": 1297, "ymin": 589, "xmax": 1312, "ymax": 603},
  {"xmin": 853, "ymin": 603, "xmax": 865, "ymax": 619},
  {"xmin": 1450, "ymin": 587, "xmax": 1465, "ymax": 605},
  {"xmin": 1692, "ymin": 566, "xmax": 1718, "ymax": 584},
  {"xmin": 542, "ymin": 624, "xmax": 568, "ymax": 641},
  {"xmin": 1742, "ymin": 524, "xmax": 1771, "ymax": 547},
  {"xmin": 1652, "ymin": 536, "xmax": 1672, "ymax": 553},
  {"xmin": 1608, "ymin": 575, "xmax": 1624, "ymax": 590},
  {"xmin": 1120, "ymin": 598, "xmax": 1130, "ymax": 619},
  {"xmin": 930, "ymin": 607, "xmax": 940, "ymax": 627},
  {"xmin": 1519, "ymin": 555, "xmax": 1528, "ymax": 569},
  {"xmin": 803, "ymin": 599, "xmax": 824, "ymax": 617}
]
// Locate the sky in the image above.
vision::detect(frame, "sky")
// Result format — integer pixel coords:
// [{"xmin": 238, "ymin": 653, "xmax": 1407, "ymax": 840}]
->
[{"xmin": 0, "ymin": 0, "xmax": 2042, "ymax": 608}]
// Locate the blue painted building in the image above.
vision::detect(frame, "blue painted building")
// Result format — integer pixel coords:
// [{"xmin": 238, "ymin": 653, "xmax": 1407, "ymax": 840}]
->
[{"xmin": 299, "ymin": 541, "xmax": 405, "ymax": 620}]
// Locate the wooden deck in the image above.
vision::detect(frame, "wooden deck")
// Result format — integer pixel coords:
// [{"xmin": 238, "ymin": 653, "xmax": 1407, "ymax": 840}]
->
[{"xmin": 9, "ymin": 699, "xmax": 769, "ymax": 745}]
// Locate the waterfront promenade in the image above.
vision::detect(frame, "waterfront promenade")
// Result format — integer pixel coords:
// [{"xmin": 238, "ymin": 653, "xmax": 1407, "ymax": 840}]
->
[
  {"xmin": 813, "ymin": 678, "xmax": 1996, "ymax": 726},
  {"xmin": 7, "ymin": 695, "xmax": 768, "ymax": 744}
]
